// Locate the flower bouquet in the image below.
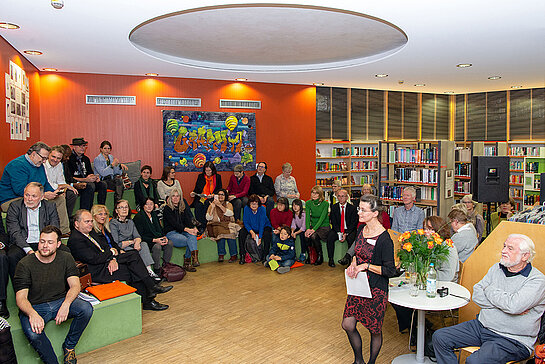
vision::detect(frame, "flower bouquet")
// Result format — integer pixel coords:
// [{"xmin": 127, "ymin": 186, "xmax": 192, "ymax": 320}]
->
[{"xmin": 397, "ymin": 229, "xmax": 454, "ymax": 288}]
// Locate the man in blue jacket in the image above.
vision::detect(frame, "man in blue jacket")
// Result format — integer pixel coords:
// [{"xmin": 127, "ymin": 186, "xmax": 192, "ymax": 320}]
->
[{"xmin": 0, "ymin": 142, "xmax": 59, "ymax": 212}]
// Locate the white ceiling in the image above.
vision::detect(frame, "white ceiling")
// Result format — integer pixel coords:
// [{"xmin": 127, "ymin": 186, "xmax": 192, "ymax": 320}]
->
[{"xmin": 2, "ymin": 0, "xmax": 545, "ymax": 94}]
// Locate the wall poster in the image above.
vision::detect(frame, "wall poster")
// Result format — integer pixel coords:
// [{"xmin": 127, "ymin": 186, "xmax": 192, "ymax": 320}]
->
[
  {"xmin": 163, "ymin": 110, "xmax": 256, "ymax": 172},
  {"xmin": 5, "ymin": 60, "xmax": 30, "ymax": 140}
]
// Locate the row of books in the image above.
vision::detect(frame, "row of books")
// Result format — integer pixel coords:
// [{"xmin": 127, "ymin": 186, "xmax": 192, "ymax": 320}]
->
[
  {"xmin": 455, "ymin": 163, "xmax": 471, "ymax": 177},
  {"xmin": 380, "ymin": 185, "xmax": 437, "ymax": 200},
  {"xmin": 351, "ymin": 146, "xmax": 377, "ymax": 157},
  {"xmin": 509, "ymin": 146, "xmax": 544, "ymax": 157},
  {"xmin": 455, "ymin": 148, "xmax": 472, "ymax": 163},
  {"xmin": 393, "ymin": 168, "xmax": 438, "ymax": 184},
  {"xmin": 316, "ymin": 175, "xmax": 374, "ymax": 187},
  {"xmin": 526, "ymin": 162, "xmax": 541, "ymax": 173},
  {"xmin": 510, "ymin": 188, "xmax": 523, "ymax": 198},
  {"xmin": 389, "ymin": 147, "xmax": 439, "ymax": 164},
  {"xmin": 510, "ymin": 160, "xmax": 523, "ymax": 170},
  {"xmin": 484, "ymin": 146, "xmax": 497, "ymax": 156},
  {"xmin": 455, "ymin": 181, "xmax": 471, "ymax": 194},
  {"xmin": 351, "ymin": 160, "xmax": 378, "ymax": 171},
  {"xmin": 316, "ymin": 162, "xmax": 349, "ymax": 172},
  {"xmin": 510, "ymin": 175, "xmax": 523, "ymax": 184}
]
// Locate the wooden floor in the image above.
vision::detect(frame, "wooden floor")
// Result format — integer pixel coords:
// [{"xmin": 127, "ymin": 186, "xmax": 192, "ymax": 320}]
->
[{"xmin": 79, "ymin": 262, "xmax": 411, "ymax": 363}]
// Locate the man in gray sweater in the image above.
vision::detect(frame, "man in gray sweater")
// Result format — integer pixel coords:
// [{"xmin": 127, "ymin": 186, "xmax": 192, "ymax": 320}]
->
[{"xmin": 432, "ymin": 234, "xmax": 545, "ymax": 363}]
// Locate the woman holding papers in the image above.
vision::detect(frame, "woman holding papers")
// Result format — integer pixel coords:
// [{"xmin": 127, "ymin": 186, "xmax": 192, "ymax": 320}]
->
[{"xmin": 342, "ymin": 195, "xmax": 395, "ymax": 364}]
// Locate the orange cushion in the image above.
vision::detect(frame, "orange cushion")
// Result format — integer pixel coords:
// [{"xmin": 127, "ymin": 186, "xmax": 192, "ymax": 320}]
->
[
  {"xmin": 86, "ymin": 281, "xmax": 137, "ymax": 301},
  {"xmin": 291, "ymin": 261, "xmax": 304, "ymax": 268}
]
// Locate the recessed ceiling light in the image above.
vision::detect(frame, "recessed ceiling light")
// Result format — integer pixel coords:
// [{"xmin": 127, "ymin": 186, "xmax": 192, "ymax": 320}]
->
[
  {"xmin": 235, "ymin": 78, "xmax": 247, "ymax": 81},
  {"xmin": 414, "ymin": 84, "xmax": 426, "ymax": 87},
  {"xmin": 488, "ymin": 76, "xmax": 501, "ymax": 80},
  {"xmin": 511, "ymin": 85, "xmax": 523, "ymax": 89},
  {"xmin": 24, "ymin": 50, "xmax": 43, "ymax": 55},
  {"xmin": 444, "ymin": 91, "xmax": 455, "ymax": 94},
  {"xmin": 456, "ymin": 63, "xmax": 472, "ymax": 68},
  {"xmin": 0, "ymin": 22, "xmax": 20, "ymax": 30},
  {"xmin": 145, "ymin": 73, "xmax": 158, "ymax": 76},
  {"xmin": 42, "ymin": 68, "xmax": 58, "ymax": 72},
  {"xmin": 312, "ymin": 82, "xmax": 324, "ymax": 86},
  {"xmin": 375, "ymin": 74, "xmax": 388, "ymax": 78}
]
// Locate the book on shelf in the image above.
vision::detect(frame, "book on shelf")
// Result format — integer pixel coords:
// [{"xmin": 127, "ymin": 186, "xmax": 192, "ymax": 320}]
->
[
  {"xmin": 455, "ymin": 163, "xmax": 471, "ymax": 176},
  {"xmin": 509, "ymin": 146, "xmax": 545, "ymax": 157},
  {"xmin": 380, "ymin": 185, "xmax": 436, "ymax": 201},
  {"xmin": 395, "ymin": 147, "xmax": 438, "ymax": 164},
  {"xmin": 393, "ymin": 168, "xmax": 437, "ymax": 184}
]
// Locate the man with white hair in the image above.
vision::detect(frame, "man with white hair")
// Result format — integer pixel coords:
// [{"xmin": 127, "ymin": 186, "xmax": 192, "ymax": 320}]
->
[
  {"xmin": 432, "ymin": 234, "xmax": 545, "ymax": 364},
  {"xmin": 391, "ymin": 187, "xmax": 425, "ymax": 233}
]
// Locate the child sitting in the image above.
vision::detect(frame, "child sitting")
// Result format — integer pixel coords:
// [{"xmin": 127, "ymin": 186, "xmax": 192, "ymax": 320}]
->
[
  {"xmin": 290, "ymin": 199, "xmax": 308, "ymax": 262},
  {"xmin": 270, "ymin": 197, "xmax": 293, "ymax": 245},
  {"xmin": 265, "ymin": 225, "xmax": 296, "ymax": 274}
]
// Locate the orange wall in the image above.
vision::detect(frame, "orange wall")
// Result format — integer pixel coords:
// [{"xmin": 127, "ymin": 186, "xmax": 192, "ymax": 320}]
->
[
  {"xmin": 0, "ymin": 36, "xmax": 41, "ymax": 173},
  {"xmin": 38, "ymin": 72, "xmax": 317, "ymax": 201}
]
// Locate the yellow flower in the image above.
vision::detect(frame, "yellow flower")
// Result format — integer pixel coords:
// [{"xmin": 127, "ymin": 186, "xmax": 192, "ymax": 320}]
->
[
  {"xmin": 445, "ymin": 239, "xmax": 454, "ymax": 248},
  {"xmin": 403, "ymin": 242, "xmax": 413, "ymax": 252},
  {"xmin": 432, "ymin": 232, "xmax": 440, "ymax": 239},
  {"xmin": 427, "ymin": 241, "xmax": 434, "ymax": 249},
  {"xmin": 434, "ymin": 237, "xmax": 443, "ymax": 245},
  {"xmin": 399, "ymin": 231, "xmax": 411, "ymax": 242},
  {"xmin": 417, "ymin": 229, "xmax": 425, "ymax": 235}
]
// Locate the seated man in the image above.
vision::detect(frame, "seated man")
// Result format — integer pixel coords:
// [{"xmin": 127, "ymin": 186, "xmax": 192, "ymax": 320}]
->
[
  {"xmin": 6, "ymin": 182, "xmax": 64, "ymax": 278},
  {"xmin": 44, "ymin": 145, "xmax": 79, "ymax": 235},
  {"xmin": 326, "ymin": 189, "xmax": 358, "ymax": 268},
  {"xmin": 0, "ymin": 216, "xmax": 9, "ymax": 319},
  {"xmin": 248, "ymin": 162, "xmax": 275, "ymax": 217},
  {"xmin": 65, "ymin": 138, "xmax": 107, "ymax": 211},
  {"xmin": 227, "ymin": 164, "xmax": 250, "ymax": 222},
  {"xmin": 432, "ymin": 234, "xmax": 545, "ymax": 364},
  {"xmin": 391, "ymin": 187, "xmax": 425, "ymax": 234},
  {"xmin": 0, "ymin": 142, "xmax": 62, "ymax": 212},
  {"xmin": 14, "ymin": 225, "xmax": 93, "ymax": 364},
  {"xmin": 67, "ymin": 210, "xmax": 171, "ymax": 311}
]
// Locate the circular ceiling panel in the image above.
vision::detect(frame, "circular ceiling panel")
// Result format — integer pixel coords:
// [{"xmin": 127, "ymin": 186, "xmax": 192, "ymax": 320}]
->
[{"xmin": 129, "ymin": 4, "xmax": 408, "ymax": 72}]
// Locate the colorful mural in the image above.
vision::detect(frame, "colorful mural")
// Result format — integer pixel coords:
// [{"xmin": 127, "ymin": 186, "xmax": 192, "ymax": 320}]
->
[{"xmin": 163, "ymin": 111, "xmax": 256, "ymax": 172}]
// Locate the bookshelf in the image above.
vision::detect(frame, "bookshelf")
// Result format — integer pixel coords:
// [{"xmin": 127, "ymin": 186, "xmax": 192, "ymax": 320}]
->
[
  {"xmin": 315, "ymin": 140, "xmax": 379, "ymax": 197},
  {"xmin": 508, "ymin": 142, "xmax": 545, "ymax": 211},
  {"xmin": 523, "ymin": 153, "xmax": 545, "ymax": 209},
  {"xmin": 378, "ymin": 140, "xmax": 454, "ymax": 220}
]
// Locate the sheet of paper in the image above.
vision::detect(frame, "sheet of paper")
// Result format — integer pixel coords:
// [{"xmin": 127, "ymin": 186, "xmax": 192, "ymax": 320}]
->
[
  {"xmin": 345, "ymin": 269, "xmax": 372, "ymax": 298},
  {"xmin": 269, "ymin": 260, "xmax": 279, "ymax": 271}
]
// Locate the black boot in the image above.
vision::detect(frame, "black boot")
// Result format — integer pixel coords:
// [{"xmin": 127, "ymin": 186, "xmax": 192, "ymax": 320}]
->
[
  {"xmin": 0, "ymin": 300, "xmax": 9, "ymax": 319},
  {"xmin": 338, "ymin": 253, "xmax": 351, "ymax": 266},
  {"xmin": 328, "ymin": 259, "xmax": 336, "ymax": 268},
  {"xmin": 304, "ymin": 253, "xmax": 311, "ymax": 264}
]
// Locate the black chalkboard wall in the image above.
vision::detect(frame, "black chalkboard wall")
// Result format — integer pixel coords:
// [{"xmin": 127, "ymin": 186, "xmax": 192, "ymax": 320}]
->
[{"xmin": 316, "ymin": 86, "xmax": 545, "ymax": 141}]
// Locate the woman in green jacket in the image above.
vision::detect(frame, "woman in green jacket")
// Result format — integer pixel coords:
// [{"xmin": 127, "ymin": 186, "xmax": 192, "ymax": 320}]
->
[{"xmin": 304, "ymin": 185, "xmax": 330, "ymax": 265}]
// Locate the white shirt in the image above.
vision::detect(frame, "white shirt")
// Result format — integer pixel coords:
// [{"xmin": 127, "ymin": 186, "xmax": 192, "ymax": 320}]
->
[
  {"xmin": 44, "ymin": 160, "xmax": 67, "ymax": 190},
  {"xmin": 25, "ymin": 202, "xmax": 42, "ymax": 253},
  {"xmin": 339, "ymin": 202, "xmax": 348, "ymax": 230}
]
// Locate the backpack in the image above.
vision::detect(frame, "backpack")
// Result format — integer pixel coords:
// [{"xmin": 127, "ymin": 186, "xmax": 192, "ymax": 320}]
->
[{"xmin": 160, "ymin": 262, "xmax": 186, "ymax": 282}]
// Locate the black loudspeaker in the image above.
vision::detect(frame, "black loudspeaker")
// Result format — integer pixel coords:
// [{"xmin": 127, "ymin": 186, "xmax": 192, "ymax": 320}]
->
[{"xmin": 471, "ymin": 156, "xmax": 509, "ymax": 203}]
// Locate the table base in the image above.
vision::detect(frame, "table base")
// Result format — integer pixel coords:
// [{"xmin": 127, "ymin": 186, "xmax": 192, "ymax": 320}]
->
[{"xmin": 391, "ymin": 353, "xmax": 436, "ymax": 364}]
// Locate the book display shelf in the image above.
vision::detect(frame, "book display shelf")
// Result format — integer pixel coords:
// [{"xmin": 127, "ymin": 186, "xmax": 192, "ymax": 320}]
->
[{"xmin": 509, "ymin": 142, "xmax": 545, "ymax": 211}]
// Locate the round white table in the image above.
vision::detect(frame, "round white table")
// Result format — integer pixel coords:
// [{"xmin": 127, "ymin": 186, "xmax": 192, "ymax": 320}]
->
[{"xmin": 388, "ymin": 279, "xmax": 471, "ymax": 364}]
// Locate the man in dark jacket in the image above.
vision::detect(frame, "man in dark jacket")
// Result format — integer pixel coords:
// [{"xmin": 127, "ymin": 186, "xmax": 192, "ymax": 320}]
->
[
  {"xmin": 0, "ymin": 216, "xmax": 9, "ymax": 318},
  {"xmin": 248, "ymin": 162, "xmax": 275, "ymax": 217},
  {"xmin": 326, "ymin": 189, "xmax": 358, "ymax": 267}
]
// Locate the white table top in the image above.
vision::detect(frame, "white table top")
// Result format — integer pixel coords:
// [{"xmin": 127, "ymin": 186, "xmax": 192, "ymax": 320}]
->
[{"xmin": 388, "ymin": 278, "xmax": 471, "ymax": 311}]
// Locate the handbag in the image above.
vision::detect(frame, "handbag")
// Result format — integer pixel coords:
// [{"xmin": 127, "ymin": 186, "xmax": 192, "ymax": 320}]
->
[
  {"xmin": 121, "ymin": 172, "xmax": 132, "ymax": 189},
  {"xmin": 160, "ymin": 262, "xmax": 186, "ymax": 282},
  {"xmin": 79, "ymin": 273, "xmax": 92, "ymax": 292},
  {"xmin": 308, "ymin": 246, "xmax": 317, "ymax": 264}
]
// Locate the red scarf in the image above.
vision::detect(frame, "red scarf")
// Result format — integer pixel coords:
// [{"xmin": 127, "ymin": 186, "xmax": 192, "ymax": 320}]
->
[{"xmin": 203, "ymin": 175, "xmax": 216, "ymax": 196}]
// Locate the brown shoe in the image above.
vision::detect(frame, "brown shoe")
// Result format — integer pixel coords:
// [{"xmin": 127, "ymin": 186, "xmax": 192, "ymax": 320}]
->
[
  {"xmin": 63, "ymin": 346, "xmax": 77, "ymax": 364},
  {"xmin": 191, "ymin": 250, "xmax": 200, "ymax": 267},
  {"xmin": 184, "ymin": 258, "xmax": 197, "ymax": 272},
  {"xmin": 218, "ymin": 254, "xmax": 224, "ymax": 263},
  {"xmin": 228, "ymin": 255, "xmax": 237, "ymax": 263}
]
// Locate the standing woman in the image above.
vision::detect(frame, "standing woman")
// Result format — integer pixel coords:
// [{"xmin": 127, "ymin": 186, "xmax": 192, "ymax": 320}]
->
[
  {"xmin": 206, "ymin": 189, "xmax": 240, "ymax": 263},
  {"xmin": 157, "ymin": 166, "xmax": 182, "ymax": 203},
  {"xmin": 190, "ymin": 161, "xmax": 222, "ymax": 231},
  {"xmin": 304, "ymin": 186, "xmax": 330, "ymax": 265},
  {"xmin": 162, "ymin": 189, "xmax": 199, "ymax": 270},
  {"xmin": 132, "ymin": 198, "xmax": 175, "ymax": 272},
  {"xmin": 134, "ymin": 165, "xmax": 159, "ymax": 209},
  {"xmin": 274, "ymin": 162, "xmax": 300, "ymax": 204},
  {"xmin": 342, "ymin": 195, "xmax": 395, "ymax": 364},
  {"xmin": 110, "ymin": 199, "xmax": 159, "ymax": 280},
  {"xmin": 93, "ymin": 140, "xmax": 127, "ymax": 205}
]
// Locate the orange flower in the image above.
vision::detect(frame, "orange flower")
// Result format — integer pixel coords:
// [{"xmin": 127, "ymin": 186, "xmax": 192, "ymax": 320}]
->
[
  {"xmin": 417, "ymin": 229, "xmax": 425, "ymax": 235},
  {"xmin": 399, "ymin": 231, "xmax": 411, "ymax": 242},
  {"xmin": 434, "ymin": 237, "xmax": 443, "ymax": 245},
  {"xmin": 445, "ymin": 239, "xmax": 454, "ymax": 248},
  {"xmin": 403, "ymin": 242, "xmax": 413, "ymax": 252},
  {"xmin": 431, "ymin": 232, "xmax": 440, "ymax": 239},
  {"xmin": 427, "ymin": 241, "xmax": 434, "ymax": 249}
]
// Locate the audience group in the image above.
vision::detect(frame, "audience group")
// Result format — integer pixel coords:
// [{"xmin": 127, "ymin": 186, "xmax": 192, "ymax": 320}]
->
[{"xmin": 0, "ymin": 139, "xmax": 542, "ymax": 364}]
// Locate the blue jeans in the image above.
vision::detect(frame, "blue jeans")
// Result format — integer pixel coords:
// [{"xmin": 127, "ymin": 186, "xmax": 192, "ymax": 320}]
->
[
  {"xmin": 19, "ymin": 297, "xmax": 93, "ymax": 364},
  {"xmin": 432, "ymin": 318, "xmax": 530, "ymax": 364},
  {"xmin": 265, "ymin": 255, "xmax": 295, "ymax": 268},
  {"xmin": 217, "ymin": 238, "xmax": 237, "ymax": 256},
  {"xmin": 166, "ymin": 231, "xmax": 198, "ymax": 258}
]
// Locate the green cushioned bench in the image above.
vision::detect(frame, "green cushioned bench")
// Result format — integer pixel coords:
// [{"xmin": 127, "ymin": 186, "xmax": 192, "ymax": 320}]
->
[{"xmin": 5, "ymin": 279, "xmax": 142, "ymax": 363}]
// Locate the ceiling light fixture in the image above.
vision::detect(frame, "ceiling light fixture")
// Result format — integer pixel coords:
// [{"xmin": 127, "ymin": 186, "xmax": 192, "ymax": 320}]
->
[
  {"xmin": 42, "ymin": 68, "xmax": 58, "ymax": 72},
  {"xmin": 375, "ymin": 74, "xmax": 388, "ymax": 78},
  {"xmin": 444, "ymin": 91, "xmax": 455, "ymax": 94},
  {"xmin": 456, "ymin": 63, "xmax": 472, "ymax": 68},
  {"xmin": 511, "ymin": 85, "xmax": 523, "ymax": 89},
  {"xmin": 0, "ymin": 22, "xmax": 20, "ymax": 30},
  {"xmin": 145, "ymin": 73, "xmax": 158, "ymax": 76},
  {"xmin": 312, "ymin": 82, "xmax": 324, "ymax": 86},
  {"xmin": 24, "ymin": 50, "xmax": 43, "ymax": 55},
  {"xmin": 414, "ymin": 84, "xmax": 426, "ymax": 87},
  {"xmin": 488, "ymin": 76, "xmax": 501, "ymax": 80},
  {"xmin": 235, "ymin": 78, "xmax": 247, "ymax": 81}
]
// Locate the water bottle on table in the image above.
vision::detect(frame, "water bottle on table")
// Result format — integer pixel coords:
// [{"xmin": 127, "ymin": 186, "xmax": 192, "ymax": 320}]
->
[{"xmin": 426, "ymin": 263, "xmax": 437, "ymax": 298}]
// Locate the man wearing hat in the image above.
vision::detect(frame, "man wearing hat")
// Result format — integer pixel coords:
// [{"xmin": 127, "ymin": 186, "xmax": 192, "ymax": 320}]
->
[{"xmin": 65, "ymin": 138, "xmax": 107, "ymax": 210}]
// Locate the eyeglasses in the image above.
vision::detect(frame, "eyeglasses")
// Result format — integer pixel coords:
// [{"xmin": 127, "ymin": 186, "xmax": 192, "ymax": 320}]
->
[
  {"xmin": 357, "ymin": 207, "xmax": 372, "ymax": 213},
  {"xmin": 117, "ymin": 206, "xmax": 129, "ymax": 210},
  {"xmin": 35, "ymin": 151, "xmax": 48, "ymax": 161},
  {"xmin": 217, "ymin": 193, "xmax": 225, "ymax": 196}
]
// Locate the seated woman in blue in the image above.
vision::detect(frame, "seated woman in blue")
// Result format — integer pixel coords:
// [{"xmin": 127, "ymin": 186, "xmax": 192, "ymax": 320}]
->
[
  {"xmin": 238, "ymin": 194, "xmax": 272, "ymax": 264},
  {"xmin": 265, "ymin": 225, "xmax": 296, "ymax": 274}
]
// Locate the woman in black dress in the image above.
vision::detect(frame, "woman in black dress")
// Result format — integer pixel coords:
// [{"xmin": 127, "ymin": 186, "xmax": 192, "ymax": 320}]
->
[{"xmin": 342, "ymin": 195, "xmax": 395, "ymax": 364}]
